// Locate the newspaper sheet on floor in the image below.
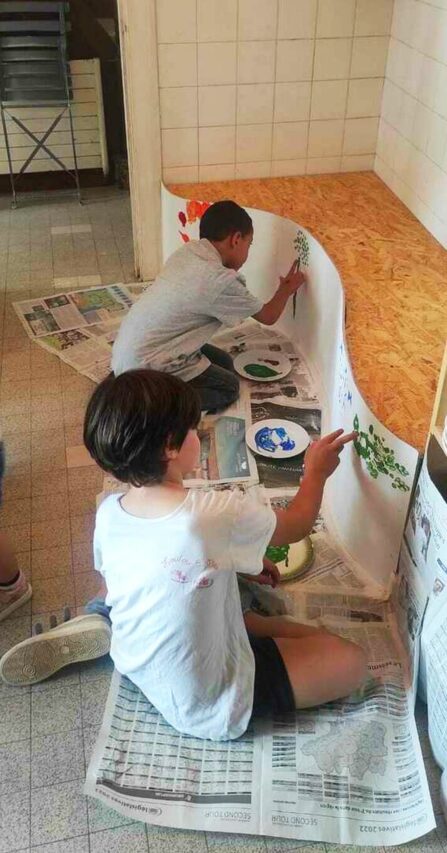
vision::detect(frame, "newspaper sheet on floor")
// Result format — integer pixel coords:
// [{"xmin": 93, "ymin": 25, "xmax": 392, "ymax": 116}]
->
[
  {"xmin": 84, "ymin": 588, "xmax": 434, "ymax": 846},
  {"xmin": 13, "ymin": 283, "xmax": 148, "ymax": 383}
]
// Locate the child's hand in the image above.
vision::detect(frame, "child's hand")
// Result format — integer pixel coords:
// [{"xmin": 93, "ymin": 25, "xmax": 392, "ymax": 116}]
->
[
  {"xmin": 304, "ymin": 429, "xmax": 357, "ymax": 481},
  {"xmin": 252, "ymin": 556, "xmax": 280, "ymax": 588},
  {"xmin": 279, "ymin": 260, "xmax": 308, "ymax": 297}
]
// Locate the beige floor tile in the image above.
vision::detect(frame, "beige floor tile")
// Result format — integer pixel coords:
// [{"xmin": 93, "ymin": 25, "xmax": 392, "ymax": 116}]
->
[
  {"xmin": 70, "ymin": 512, "xmax": 95, "ymax": 544},
  {"xmin": 72, "ymin": 542, "xmax": 94, "ymax": 573},
  {"xmin": 31, "ymin": 468, "xmax": 68, "ymax": 497},
  {"xmin": 0, "ymin": 411, "xmax": 31, "ymax": 436},
  {"xmin": 64, "ymin": 425, "xmax": 84, "ymax": 448},
  {"xmin": 32, "ymin": 447, "xmax": 67, "ymax": 472},
  {"xmin": 31, "ymin": 517, "xmax": 71, "ymax": 549},
  {"xmin": 74, "ymin": 570, "xmax": 100, "ymax": 607},
  {"xmin": 2, "ymin": 522, "xmax": 31, "ymax": 551},
  {"xmin": 68, "ymin": 492, "xmax": 98, "ymax": 517},
  {"xmin": 68, "ymin": 466, "xmax": 103, "ymax": 494},
  {"xmin": 2, "ymin": 471, "xmax": 32, "ymax": 500},
  {"xmin": 66, "ymin": 446, "xmax": 96, "ymax": 468},
  {"xmin": 31, "ymin": 575, "xmax": 75, "ymax": 613},
  {"xmin": 0, "ymin": 497, "xmax": 31, "ymax": 527},
  {"xmin": 32, "ymin": 492, "xmax": 70, "ymax": 523},
  {"xmin": 32, "ymin": 545, "xmax": 72, "ymax": 578}
]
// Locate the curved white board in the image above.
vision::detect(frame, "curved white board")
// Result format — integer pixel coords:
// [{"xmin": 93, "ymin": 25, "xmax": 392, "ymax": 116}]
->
[{"xmin": 162, "ymin": 186, "xmax": 419, "ymax": 594}]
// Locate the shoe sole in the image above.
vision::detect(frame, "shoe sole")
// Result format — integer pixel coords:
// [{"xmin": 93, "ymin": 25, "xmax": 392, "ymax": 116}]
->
[
  {"xmin": 0, "ymin": 614, "xmax": 111, "ymax": 686},
  {"xmin": 0, "ymin": 583, "xmax": 32, "ymax": 623}
]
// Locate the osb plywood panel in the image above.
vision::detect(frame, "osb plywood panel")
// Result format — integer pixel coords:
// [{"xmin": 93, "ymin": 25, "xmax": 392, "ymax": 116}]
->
[{"xmin": 169, "ymin": 173, "xmax": 447, "ymax": 452}]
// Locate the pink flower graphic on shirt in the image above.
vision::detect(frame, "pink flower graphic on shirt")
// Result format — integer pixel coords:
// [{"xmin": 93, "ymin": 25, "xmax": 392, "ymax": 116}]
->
[
  {"xmin": 171, "ymin": 569, "xmax": 190, "ymax": 584},
  {"xmin": 195, "ymin": 575, "xmax": 214, "ymax": 589}
]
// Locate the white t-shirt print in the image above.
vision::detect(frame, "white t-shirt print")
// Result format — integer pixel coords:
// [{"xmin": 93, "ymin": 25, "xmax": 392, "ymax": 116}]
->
[{"xmin": 94, "ymin": 487, "xmax": 276, "ymax": 740}]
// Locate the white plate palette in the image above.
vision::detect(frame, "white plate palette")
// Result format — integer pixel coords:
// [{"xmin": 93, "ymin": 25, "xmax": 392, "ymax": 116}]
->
[
  {"xmin": 233, "ymin": 349, "xmax": 291, "ymax": 382},
  {"xmin": 246, "ymin": 418, "xmax": 310, "ymax": 459}
]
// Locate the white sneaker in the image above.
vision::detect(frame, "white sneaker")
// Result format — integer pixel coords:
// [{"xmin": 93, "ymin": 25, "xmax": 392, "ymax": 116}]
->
[{"xmin": 0, "ymin": 614, "xmax": 111, "ymax": 686}]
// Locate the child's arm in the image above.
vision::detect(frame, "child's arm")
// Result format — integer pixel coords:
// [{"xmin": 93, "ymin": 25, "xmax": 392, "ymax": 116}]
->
[
  {"xmin": 270, "ymin": 429, "xmax": 357, "ymax": 546},
  {"xmin": 252, "ymin": 260, "xmax": 308, "ymax": 326}
]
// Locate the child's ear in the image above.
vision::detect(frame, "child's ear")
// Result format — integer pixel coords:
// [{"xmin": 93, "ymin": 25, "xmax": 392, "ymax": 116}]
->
[
  {"xmin": 164, "ymin": 442, "xmax": 179, "ymax": 461},
  {"xmin": 230, "ymin": 231, "xmax": 242, "ymax": 247}
]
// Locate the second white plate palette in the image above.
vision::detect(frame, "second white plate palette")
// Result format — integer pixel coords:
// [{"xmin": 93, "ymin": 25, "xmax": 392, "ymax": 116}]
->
[{"xmin": 233, "ymin": 349, "xmax": 291, "ymax": 382}]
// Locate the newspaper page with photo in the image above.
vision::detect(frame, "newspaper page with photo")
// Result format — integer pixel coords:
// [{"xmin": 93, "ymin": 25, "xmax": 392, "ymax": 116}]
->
[
  {"xmin": 184, "ymin": 386, "xmax": 258, "ymax": 488},
  {"xmin": 85, "ymin": 588, "xmax": 435, "ymax": 845},
  {"xmin": 14, "ymin": 284, "xmax": 136, "ymax": 337}
]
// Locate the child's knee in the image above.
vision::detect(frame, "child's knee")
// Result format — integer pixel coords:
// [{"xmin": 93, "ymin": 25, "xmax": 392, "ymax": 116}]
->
[{"xmin": 336, "ymin": 637, "xmax": 368, "ymax": 689}]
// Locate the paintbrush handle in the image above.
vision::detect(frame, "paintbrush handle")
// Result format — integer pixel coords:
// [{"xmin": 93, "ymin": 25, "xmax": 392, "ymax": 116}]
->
[{"xmin": 292, "ymin": 258, "xmax": 301, "ymax": 319}]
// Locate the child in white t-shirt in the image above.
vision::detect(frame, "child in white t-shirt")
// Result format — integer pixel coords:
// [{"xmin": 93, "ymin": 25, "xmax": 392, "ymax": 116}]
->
[{"xmin": 0, "ymin": 371, "xmax": 366, "ymax": 739}]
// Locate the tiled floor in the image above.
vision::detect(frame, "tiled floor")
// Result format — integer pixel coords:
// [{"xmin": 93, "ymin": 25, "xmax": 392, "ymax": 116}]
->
[{"xmin": 0, "ymin": 187, "xmax": 445, "ymax": 852}]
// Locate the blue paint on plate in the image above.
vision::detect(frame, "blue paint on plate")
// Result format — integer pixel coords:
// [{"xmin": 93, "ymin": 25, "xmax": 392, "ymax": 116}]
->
[{"xmin": 255, "ymin": 426, "xmax": 296, "ymax": 453}]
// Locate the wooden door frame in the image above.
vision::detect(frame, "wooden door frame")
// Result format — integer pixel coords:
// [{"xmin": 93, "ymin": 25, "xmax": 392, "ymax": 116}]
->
[{"xmin": 116, "ymin": 0, "xmax": 162, "ymax": 280}]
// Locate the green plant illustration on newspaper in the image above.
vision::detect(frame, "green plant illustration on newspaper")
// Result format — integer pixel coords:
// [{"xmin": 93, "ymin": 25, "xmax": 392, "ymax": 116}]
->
[
  {"xmin": 293, "ymin": 230, "xmax": 310, "ymax": 318},
  {"xmin": 353, "ymin": 414, "xmax": 410, "ymax": 491}
]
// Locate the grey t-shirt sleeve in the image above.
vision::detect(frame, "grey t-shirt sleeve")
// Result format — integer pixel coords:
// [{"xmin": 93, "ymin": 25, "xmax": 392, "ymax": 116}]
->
[{"xmin": 210, "ymin": 273, "xmax": 264, "ymax": 327}]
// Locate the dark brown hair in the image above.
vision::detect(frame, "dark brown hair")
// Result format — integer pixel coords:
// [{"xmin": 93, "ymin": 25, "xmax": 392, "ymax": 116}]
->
[
  {"xmin": 83, "ymin": 369, "xmax": 201, "ymax": 486},
  {"xmin": 199, "ymin": 200, "xmax": 253, "ymax": 241}
]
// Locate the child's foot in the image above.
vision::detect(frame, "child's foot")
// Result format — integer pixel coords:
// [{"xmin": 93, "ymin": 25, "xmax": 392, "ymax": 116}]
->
[
  {"xmin": 0, "ymin": 614, "xmax": 111, "ymax": 686},
  {"xmin": 0, "ymin": 570, "xmax": 32, "ymax": 623}
]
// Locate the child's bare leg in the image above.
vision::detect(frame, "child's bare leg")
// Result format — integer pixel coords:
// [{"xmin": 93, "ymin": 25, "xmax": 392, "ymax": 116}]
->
[
  {"xmin": 244, "ymin": 611, "xmax": 367, "ymax": 707},
  {"xmin": 0, "ymin": 532, "xmax": 19, "ymax": 584},
  {"xmin": 275, "ymin": 633, "xmax": 367, "ymax": 707},
  {"xmin": 244, "ymin": 611, "xmax": 323, "ymax": 639}
]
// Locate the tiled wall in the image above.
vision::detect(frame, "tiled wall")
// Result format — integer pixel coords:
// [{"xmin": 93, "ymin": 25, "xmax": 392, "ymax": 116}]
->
[
  {"xmin": 157, "ymin": 0, "xmax": 392, "ymax": 182},
  {"xmin": 375, "ymin": 0, "xmax": 447, "ymax": 249}
]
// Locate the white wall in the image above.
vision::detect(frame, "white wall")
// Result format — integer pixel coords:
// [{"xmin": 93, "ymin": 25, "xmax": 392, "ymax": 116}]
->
[
  {"xmin": 157, "ymin": 0, "xmax": 393, "ymax": 182},
  {"xmin": 375, "ymin": 0, "xmax": 447, "ymax": 250}
]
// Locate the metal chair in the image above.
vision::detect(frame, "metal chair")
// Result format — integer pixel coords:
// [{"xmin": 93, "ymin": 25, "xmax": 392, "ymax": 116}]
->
[{"xmin": 0, "ymin": 1, "xmax": 81, "ymax": 207}]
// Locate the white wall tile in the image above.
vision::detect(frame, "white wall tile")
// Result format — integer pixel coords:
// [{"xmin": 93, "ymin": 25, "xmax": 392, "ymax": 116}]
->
[
  {"xmin": 272, "ymin": 121, "xmax": 308, "ymax": 159},
  {"xmin": 424, "ymin": 110, "xmax": 447, "ymax": 167},
  {"xmin": 198, "ymin": 86, "xmax": 236, "ymax": 126},
  {"xmin": 235, "ymin": 161, "xmax": 271, "ymax": 177},
  {"xmin": 306, "ymin": 156, "xmax": 341, "ymax": 173},
  {"xmin": 162, "ymin": 128, "xmax": 198, "ymax": 167},
  {"xmin": 160, "ymin": 88, "xmax": 197, "ymax": 129},
  {"xmin": 381, "ymin": 78, "xmax": 402, "ymax": 128},
  {"xmin": 391, "ymin": 0, "xmax": 416, "ymax": 45},
  {"xmin": 156, "ymin": 0, "xmax": 196, "ymax": 43},
  {"xmin": 433, "ymin": 65, "xmax": 447, "ymax": 120},
  {"xmin": 355, "ymin": 0, "xmax": 393, "ymax": 37},
  {"xmin": 238, "ymin": 41, "xmax": 276, "ymax": 83},
  {"xmin": 343, "ymin": 117, "xmax": 379, "ymax": 154},
  {"xmin": 271, "ymin": 158, "xmax": 306, "ymax": 176},
  {"xmin": 163, "ymin": 166, "xmax": 199, "ymax": 183},
  {"xmin": 341, "ymin": 153, "xmax": 375, "ymax": 170},
  {"xmin": 308, "ymin": 119, "xmax": 344, "ymax": 156},
  {"xmin": 347, "ymin": 78, "xmax": 383, "ymax": 118},
  {"xmin": 199, "ymin": 164, "xmax": 236, "ymax": 181},
  {"xmin": 197, "ymin": 0, "xmax": 237, "ymax": 42},
  {"xmin": 417, "ymin": 57, "xmax": 441, "ymax": 112},
  {"xmin": 316, "ymin": 0, "xmax": 356, "ymax": 38},
  {"xmin": 158, "ymin": 44, "xmax": 197, "ymax": 88},
  {"xmin": 198, "ymin": 43, "xmax": 237, "ymax": 85},
  {"xmin": 276, "ymin": 40, "xmax": 314, "ymax": 82},
  {"xmin": 236, "ymin": 124, "xmax": 273, "ymax": 162},
  {"xmin": 411, "ymin": 101, "xmax": 432, "ymax": 152},
  {"xmin": 278, "ymin": 0, "xmax": 317, "ymax": 39},
  {"xmin": 237, "ymin": 83, "xmax": 274, "ymax": 124},
  {"xmin": 238, "ymin": 0, "xmax": 279, "ymax": 41},
  {"xmin": 274, "ymin": 82, "xmax": 311, "ymax": 122},
  {"xmin": 399, "ymin": 92, "xmax": 417, "ymax": 138},
  {"xmin": 311, "ymin": 80, "xmax": 348, "ymax": 120},
  {"xmin": 351, "ymin": 37, "xmax": 389, "ymax": 78},
  {"xmin": 199, "ymin": 126, "xmax": 236, "ymax": 165},
  {"xmin": 314, "ymin": 39, "xmax": 352, "ymax": 80}
]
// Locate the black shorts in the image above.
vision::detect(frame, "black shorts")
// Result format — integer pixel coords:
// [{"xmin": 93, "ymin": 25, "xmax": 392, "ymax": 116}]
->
[{"xmin": 248, "ymin": 634, "xmax": 295, "ymax": 718}]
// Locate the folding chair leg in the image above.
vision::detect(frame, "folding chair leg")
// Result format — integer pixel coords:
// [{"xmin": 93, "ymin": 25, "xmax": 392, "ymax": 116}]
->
[
  {"xmin": 67, "ymin": 103, "xmax": 82, "ymax": 205},
  {"xmin": 1, "ymin": 107, "xmax": 17, "ymax": 208}
]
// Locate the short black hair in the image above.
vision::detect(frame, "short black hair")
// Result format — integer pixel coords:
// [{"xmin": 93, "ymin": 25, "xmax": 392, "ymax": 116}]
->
[
  {"xmin": 199, "ymin": 200, "xmax": 253, "ymax": 241},
  {"xmin": 83, "ymin": 369, "xmax": 201, "ymax": 486}
]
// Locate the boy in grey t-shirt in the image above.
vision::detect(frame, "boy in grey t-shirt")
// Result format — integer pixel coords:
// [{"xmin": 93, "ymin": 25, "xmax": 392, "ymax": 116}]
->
[{"xmin": 111, "ymin": 201, "xmax": 307, "ymax": 412}]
